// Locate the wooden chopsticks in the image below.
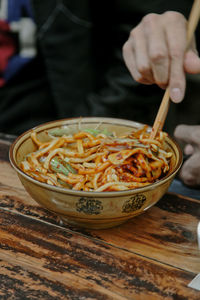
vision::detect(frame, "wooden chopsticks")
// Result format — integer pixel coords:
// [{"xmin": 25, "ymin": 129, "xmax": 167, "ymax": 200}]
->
[{"xmin": 150, "ymin": 0, "xmax": 200, "ymax": 139}]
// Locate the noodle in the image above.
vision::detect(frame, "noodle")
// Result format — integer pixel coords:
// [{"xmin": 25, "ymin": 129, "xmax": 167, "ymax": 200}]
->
[{"xmin": 20, "ymin": 125, "xmax": 173, "ymax": 192}]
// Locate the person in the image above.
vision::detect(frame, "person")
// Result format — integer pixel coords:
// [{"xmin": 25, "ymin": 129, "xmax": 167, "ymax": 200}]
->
[
  {"xmin": 0, "ymin": 1, "xmax": 200, "ymax": 191},
  {"xmin": 174, "ymin": 124, "xmax": 200, "ymax": 187},
  {"xmin": 0, "ymin": 0, "xmax": 199, "ymax": 135},
  {"xmin": 122, "ymin": 11, "xmax": 200, "ymax": 190}
]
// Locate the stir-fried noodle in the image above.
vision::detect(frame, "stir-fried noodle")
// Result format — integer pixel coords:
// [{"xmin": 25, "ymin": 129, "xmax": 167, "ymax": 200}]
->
[{"xmin": 20, "ymin": 125, "xmax": 173, "ymax": 192}]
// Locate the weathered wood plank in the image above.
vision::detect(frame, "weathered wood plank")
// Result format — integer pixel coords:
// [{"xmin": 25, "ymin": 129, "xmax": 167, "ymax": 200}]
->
[
  {"xmin": 88, "ymin": 194, "xmax": 200, "ymax": 274},
  {"xmin": 0, "ymin": 142, "xmax": 200, "ymax": 275},
  {"xmin": 0, "ymin": 259, "xmax": 122, "ymax": 300},
  {"xmin": 0, "ymin": 209, "xmax": 199, "ymax": 300}
]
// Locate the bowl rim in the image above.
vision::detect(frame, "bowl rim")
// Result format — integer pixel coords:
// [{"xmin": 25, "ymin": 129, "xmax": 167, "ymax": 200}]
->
[{"xmin": 9, "ymin": 117, "xmax": 183, "ymax": 198}]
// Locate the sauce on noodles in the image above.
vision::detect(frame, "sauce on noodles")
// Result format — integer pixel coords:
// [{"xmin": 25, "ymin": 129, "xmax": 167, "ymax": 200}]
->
[{"xmin": 20, "ymin": 125, "xmax": 173, "ymax": 192}]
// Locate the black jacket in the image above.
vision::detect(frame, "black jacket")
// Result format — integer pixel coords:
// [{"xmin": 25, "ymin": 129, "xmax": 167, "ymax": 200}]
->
[{"xmin": 0, "ymin": 0, "xmax": 197, "ymax": 134}]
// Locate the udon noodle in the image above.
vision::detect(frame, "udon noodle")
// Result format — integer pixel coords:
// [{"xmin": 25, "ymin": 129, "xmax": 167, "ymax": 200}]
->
[{"xmin": 20, "ymin": 125, "xmax": 173, "ymax": 192}]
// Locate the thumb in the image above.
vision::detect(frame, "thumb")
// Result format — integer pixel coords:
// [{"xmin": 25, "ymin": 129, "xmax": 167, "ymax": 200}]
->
[
  {"xmin": 184, "ymin": 49, "xmax": 200, "ymax": 74},
  {"xmin": 174, "ymin": 124, "xmax": 200, "ymax": 145}
]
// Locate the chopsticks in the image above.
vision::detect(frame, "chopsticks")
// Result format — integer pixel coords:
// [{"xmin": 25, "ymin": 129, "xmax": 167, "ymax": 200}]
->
[{"xmin": 150, "ymin": 0, "xmax": 200, "ymax": 139}]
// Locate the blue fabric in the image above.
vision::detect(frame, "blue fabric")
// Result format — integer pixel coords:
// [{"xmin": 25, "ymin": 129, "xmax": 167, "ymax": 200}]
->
[
  {"xmin": 7, "ymin": 0, "xmax": 34, "ymax": 22},
  {"xmin": 0, "ymin": 0, "xmax": 36, "ymax": 83},
  {"xmin": 4, "ymin": 56, "xmax": 31, "ymax": 81},
  {"xmin": 169, "ymin": 179, "xmax": 200, "ymax": 200}
]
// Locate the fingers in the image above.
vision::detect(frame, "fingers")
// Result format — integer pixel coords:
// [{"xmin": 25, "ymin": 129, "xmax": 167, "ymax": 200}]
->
[
  {"xmin": 123, "ymin": 41, "xmax": 142, "ymax": 81},
  {"xmin": 129, "ymin": 26, "xmax": 154, "ymax": 83},
  {"xmin": 142, "ymin": 14, "xmax": 169, "ymax": 87},
  {"xmin": 164, "ymin": 12, "xmax": 187, "ymax": 103},
  {"xmin": 123, "ymin": 13, "xmax": 170, "ymax": 88},
  {"xmin": 184, "ymin": 49, "xmax": 200, "ymax": 74},
  {"xmin": 179, "ymin": 153, "xmax": 200, "ymax": 186},
  {"xmin": 174, "ymin": 125, "xmax": 200, "ymax": 186},
  {"xmin": 123, "ymin": 40, "xmax": 153, "ymax": 84},
  {"xmin": 184, "ymin": 144, "xmax": 194, "ymax": 155},
  {"xmin": 174, "ymin": 125, "xmax": 200, "ymax": 146},
  {"xmin": 123, "ymin": 11, "xmax": 200, "ymax": 99}
]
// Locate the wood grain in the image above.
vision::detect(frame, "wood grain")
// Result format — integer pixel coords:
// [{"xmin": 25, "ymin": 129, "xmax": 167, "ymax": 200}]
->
[
  {"xmin": 0, "ymin": 209, "xmax": 199, "ymax": 300},
  {"xmin": 0, "ymin": 138, "xmax": 200, "ymax": 299}
]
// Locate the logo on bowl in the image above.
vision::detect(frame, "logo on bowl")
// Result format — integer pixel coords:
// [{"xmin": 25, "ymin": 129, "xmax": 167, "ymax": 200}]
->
[
  {"xmin": 122, "ymin": 194, "xmax": 146, "ymax": 213},
  {"xmin": 76, "ymin": 197, "xmax": 103, "ymax": 215}
]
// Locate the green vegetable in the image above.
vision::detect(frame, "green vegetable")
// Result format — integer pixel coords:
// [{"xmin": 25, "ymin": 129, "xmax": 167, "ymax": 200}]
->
[
  {"xmin": 57, "ymin": 178, "xmax": 72, "ymax": 189},
  {"xmin": 63, "ymin": 159, "xmax": 77, "ymax": 174},
  {"xmin": 50, "ymin": 157, "xmax": 70, "ymax": 176},
  {"xmin": 48, "ymin": 128, "xmax": 70, "ymax": 136},
  {"xmin": 83, "ymin": 128, "xmax": 112, "ymax": 137},
  {"xmin": 48, "ymin": 127, "xmax": 113, "ymax": 137},
  {"xmin": 50, "ymin": 157, "xmax": 76, "ymax": 176}
]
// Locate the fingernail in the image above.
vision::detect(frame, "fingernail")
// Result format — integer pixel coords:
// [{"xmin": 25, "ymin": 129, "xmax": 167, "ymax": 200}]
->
[{"xmin": 170, "ymin": 88, "xmax": 183, "ymax": 103}]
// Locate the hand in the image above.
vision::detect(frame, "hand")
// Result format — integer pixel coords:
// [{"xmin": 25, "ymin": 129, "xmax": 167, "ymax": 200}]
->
[
  {"xmin": 174, "ymin": 125, "xmax": 200, "ymax": 186},
  {"xmin": 123, "ymin": 12, "xmax": 200, "ymax": 103}
]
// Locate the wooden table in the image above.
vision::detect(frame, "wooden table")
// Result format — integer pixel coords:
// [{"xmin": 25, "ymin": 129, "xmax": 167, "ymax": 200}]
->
[{"xmin": 0, "ymin": 134, "xmax": 200, "ymax": 300}]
